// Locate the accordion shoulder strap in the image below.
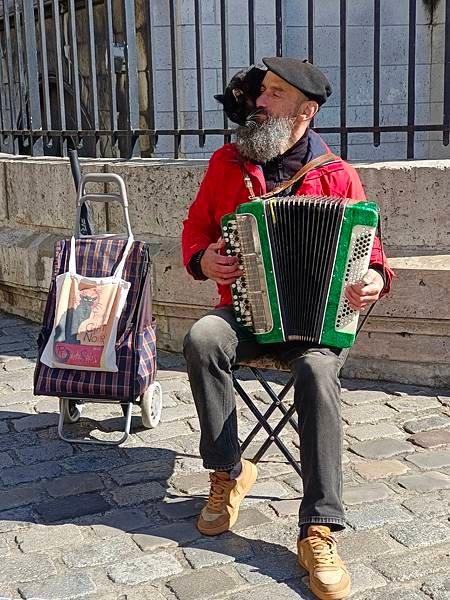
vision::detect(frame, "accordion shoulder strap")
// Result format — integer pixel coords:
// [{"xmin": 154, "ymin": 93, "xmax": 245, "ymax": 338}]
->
[{"xmin": 238, "ymin": 152, "xmax": 337, "ymax": 200}]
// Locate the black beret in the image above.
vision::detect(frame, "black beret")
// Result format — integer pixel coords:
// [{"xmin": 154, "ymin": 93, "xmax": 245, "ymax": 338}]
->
[{"xmin": 262, "ymin": 57, "xmax": 332, "ymax": 105}]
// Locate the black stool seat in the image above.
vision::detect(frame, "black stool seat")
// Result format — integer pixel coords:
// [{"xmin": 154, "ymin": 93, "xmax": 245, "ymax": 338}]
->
[{"xmin": 232, "ymin": 356, "xmax": 301, "ymax": 477}]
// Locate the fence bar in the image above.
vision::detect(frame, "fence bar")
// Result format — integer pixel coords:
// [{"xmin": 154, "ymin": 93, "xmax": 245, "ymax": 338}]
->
[
  {"xmin": 248, "ymin": 0, "xmax": 255, "ymax": 64},
  {"xmin": 168, "ymin": 0, "xmax": 179, "ymax": 158},
  {"xmin": 407, "ymin": 0, "xmax": 416, "ymax": 158},
  {"xmin": 307, "ymin": 0, "xmax": 314, "ymax": 62},
  {"xmin": 444, "ymin": 0, "xmax": 450, "ymax": 145},
  {"xmin": 51, "ymin": 0, "xmax": 66, "ymax": 153},
  {"xmin": 86, "ymin": 0, "xmax": 99, "ymax": 140},
  {"xmin": 22, "ymin": 0, "xmax": 42, "ymax": 144},
  {"xmin": 275, "ymin": 0, "xmax": 283, "ymax": 56},
  {"xmin": 220, "ymin": 0, "xmax": 230, "ymax": 143},
  {"xmin": 339, "ymin": 0, "xmax": 347, "ymax": 159},
  {"xmin": 123, "ymin": 0, "xmax": 140, "ymax": 157},
  {"xmin": 37, "ymin": 0, "xmax": 51, "ymax": 135},
  {"xmin": 373, "ymin": 0, "xmax": 381, "ymax": 147},
  {"xmin": 105, "ymin": 0, "xmax": 117, "ymax": 145},
  {"xmin": 2, "ymin": 0, "xmax": 17, "ymax": 151},
  {"xmin": 143, "ymin": 0, "xmax": 155, "ymax": 149},
  {"xmin": 0, "ymin": 46, "xmax": 6, "ymax": 151},
  {"xmin": 194, "ymin": 0, "xmax": 205, "ymax": 147},
  {"xmin": 68, "ymin": 0, "xmax": 81, "ymax": 131},
  {"xmin": 13, "ymin": 0, "xmax": 27, "ymax": 141}
]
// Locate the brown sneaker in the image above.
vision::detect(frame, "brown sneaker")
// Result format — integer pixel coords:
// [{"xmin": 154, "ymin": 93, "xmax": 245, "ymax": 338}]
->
[
  {"xmin": 197, "ymin": 458, "xmax": 257, "ymax": 536},
  {"xmin": 297, "ymin": 525, "xmax": 351, "ymax": 600}
]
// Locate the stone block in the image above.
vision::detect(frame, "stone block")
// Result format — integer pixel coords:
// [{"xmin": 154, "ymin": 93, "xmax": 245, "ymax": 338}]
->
[
  {"xmin": 345, "ymin": 501, "xmax": 413, "ymax": 530},
  {"xmin": 342, "ymin": 405, "xmax": 397, "ymax": 425},
  {"xmin": 107, "ymin": 552, "xmax": 184, "ymax": 585},
  {"xmin": 18, "ymin": 573, "xmax": 96, "ymax": 600},
  {"xmin": 341, "ymin": 389, "xmax": 393, "ymax": 406},
  {"xmin": 12, "ymin": 412, "xmax": 59, "ymax": 432},
  {"xmin": 352, "ymin": 459, "xmax": 409, "ymax": 480},
  {"xmin": 397, "ymin": 471, "xmax": 450, "ymax": 492},
  {"xmin": 184, "ymin": 535, "xmax": 253, "ymax": 569},
  {"xmin": 91, "ymin": 508, "xmax": 154, "ymax": 538},
  {"xmin": 404, "ymin": 414, "xmax": 450, "ymax": 434},
  {"xmin": 170, "ymin": 471, "xmax": 209, "ymax": 495},
  {"xmin": 372, "ymin": 545, "xmax": 450, "ymax": 582},
  {"xmin": 387, "ymin": 396, "xmax": 443, "ymax": 413},
  {"xmin": 349, "ymin": 438, "xmax": 415, "ymax": 459},
  {"xmin": 346, "ymin": 423, "xmax": 403, "ymax": 441},
  {"xmin": 0, "ymin": 460, "xmax": 61, "ymax": 485},
  {"xmin": 269, "ymin": 499, "xmax": 301, "ymax": 517},
  {"xmin": 405, "ymin": 449, "xmax": 450, "ymax": 470},
  {"xmin": 346, "ymin": 563, "xmax": 387, "ymax": 595},
  {"xmin": 388, "ymin": 519, "xmax": 450, "ymax": 549},
  {"xmin": 62, "ymin": 450, "xmax": 129, "ymax": 473},
  {"xmin": 46, "ymin": 472, "xmax": 104, "ymax": 498},
  {"xmin": 245, "ymin": 480, "xmax": 292, "ymax": 505},
  {"xmin": 133, "ymin": 520, "xmax": 200, "ymax": 551},
  {"xmin": 408, "ymin": 429, "xmax": 450, "ymax": 448},
  {"xmin": 157, "ymin": 496, "xmax": 205, "ymax": 520},
  {"xmin": 16, "ymin": 523, "xmax": 84, "ymax": 552},
  {"xmin": 343, "ymin": 482, "xmax": 393, "ymax": 505},
  {"xmin": 167, "ymin": 567, "xmax": 239, "ymax": 600},
  {"xmin": 109, "ymin": 460, "xmax": 174, "ymax": 485},
  {"xmin": 16, "ymin": 440, "xmax": 73, "ymax": 465},
  {"xmin": 0, "ymin": 484, "xmax": 43, "ymax": 510},
  {"xmin": 62, "ymin": 537, "xmax": 138, "ymax": 568},
  {"xmin": 35, "ymin": 492, "xmax": 111, "ymax": 523},
  {"xmin": 234, "ymin": 552, "xmax": 300, "ymax": 586},
  {"xmin": 0, "ymin": 452, "xmax": 13, "ymax": 468},
  {"xmin": 339, "ymin": 529, "xmax": 403, "ymax": 563},
  {"xmin": 402, "ymin": 490, "xmax": 450, "ymax": 518},
  {"xmin": 421, "ymin": 574, "xmax": 450, "ymax": 600},
  {"xmin": 111, "ymin": 481, "xmax": 166, "ymax": 506},
  {"xmin": 0, "ymin": 552, "xmax": 57, "ymax": 585}
]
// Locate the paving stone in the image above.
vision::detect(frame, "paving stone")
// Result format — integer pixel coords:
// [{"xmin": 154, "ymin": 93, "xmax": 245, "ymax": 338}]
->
[
  {"xmin": 0, "ymin": 460, "xmax": 61, "ymax": 485},
  {"xmin": 346, "ymin": 423, "xmax": 404, "ymax": 441},
  {"xmin": 90, "ymin": 508, "xmax": 155, "ymax": 538},
  {"xmin": 245, "ymin": 480, "xmax": 291, "ymax": 504},
  {"xmin": 62, "ymin": 536, "xmax": 138, "ymax": 568},
  {"xmin": 349, "ymin": 437, "xmax": 416, "ymax": 460},
  {"xmin": 36, "ymin": 492, "xmax": 111, "ymax": 523},
  {"xmin": 12, "ymin": 412, "xmax": 59, "ymax": 432},
  {"xmin": 388, "ymin": 519, "xmax": 450, "ymax": 549},
  {"xmin": 404, "ymin": 415, "xmax": 450, "ymax": 434},
  {"xmin": 353, "ymin": 459, "xmax": 409, "ymax": 480},
  {"xmin": 342, "ymin": 405, "xmax": 397, "ymax": 425},
  {"xmin": 226, "ymin": 582, "xmax": 310, "ymax": 600},
  {"xmin": 0, "ymin": 507, "xmax": 35, "ymax": 533},
  {"xmin": 170, "ymin": 471, "xmax": 209, "ymax": 495},
  {"xmin": 343, "ymin": 482, "xmax": 393, "ymax": 505},
  {"xmin": 421, "ymin": 574, "xmax": 450, "ymax": 600},
  {"xmin": 402, "ymin": 490, "xmax": 450, "ymax": 518},
  {"xmin": 133, "ymin": 520, "xmax": 200, "ymax": 550},
  {"xmin": 405, "ymin": 449, "xmax": 450, "ymax": 470},
  {"xmin": 0, "ymin": 552, "xmax": 57, "ymax": 585},
  {"xmin": 234, "ymin": 551, "xmax": 300, "ymax": 585},
  {"xmin": 110, "ymin": 479, "xmax": 167, "ymax": 506},
  {"xmin": 438, "ymin": 395, "xmax": 450, "ymax": 407},
  {"xmin": 347, "ymin": 562, "xmax": 387, "ymax": 595},
  {"xmin": 2, "ymin": 358, "xmax": 34, "ymax": 372},
  {"xmin": 227, "ymin": 506, "xmax": 273, "ymax": 532},
  {"xmin": 0, "ymin": 421, "xmax": 9, "ymax": 434},
  {"xmin": 0, "ymin": 484, "xmax": 43, "ymax": 510},
  {"xmin": 46, "ymin": 472, "xmax": 104, "ymax": 498},
  {"xmin": 339, "ymin": 529, "xmax": 404, "ymax": 563},
  {"xmin": 372, "ymin": 545, "xmax": 450, "ymax": 582},
  {"xmin": 157, "ymin": 496, "xmax": 206, "ymax": 520},
  {"xmin": 16, "ymin": 523, "xmax": 84, "ymax": 552},
  {"xmin": 15, "ymin": 439, "xmax": 74, "ymax": 465},
  {"xmin": 0, "ymin": 370, "xmax": 35, "ymax": 391},
  {"xmin": 239, "ymin": 518, "xmax": 299, "ymax": 554},
  {"xmin": 136, "ymin": 420, "xmax": 192, "ymax": 444},
  {"xmin": 409, "ymin": 429, "xmax": 450, "ymax": 449},
  {"xmin": 282, "ymin": 473, "xmax": 304, "ymax": 494},
  {"xmin": 184, "ymin": 534, "xmax": 254, "ymax": 569},
  {"xmin": 0, "ymin": 431, "xmax": 38, "ymax": 452},
  {"xmin": 160, "ymin": 404, "xmax": 197, "ymax": 423},
  {"xmin": 0, "ymin": 390, "xmax": 37, "ymax": 406},
  {"xmin": 341, "ymin": 389, "xmax": 393, "ymax": 406},
  {"xmin": 387, "ymin": 396, "xmax": 442, "ymax": 413},
  {"xmin": 63, "ymin": 450, "xmax": 129, "ymax": 473},
  {"xmin": 0, "ymin": 403, "xmax": 35, "ymax": 420},
  {"xmin": 0, "ymin": 536, "xmax": 10, "ymax": 556},
  {"xmin": 397, "ymin": 471, "xmax": 450, "ymax": 492},
  {"xmin": 354, "ymin": 586, "xmax": 425, "ymax": 600},
  {"xmin": 18, "ymin": 572, "xmax": 96, "ymax": 600},
  {"xmin": 167, "ymin": 567, "xmax": 238, "ymax": 600},
  {"xmin": 109, "ymin": 459, "xmax": 173, "ymax": 486},
  {"xmin": 269, "ymin": 498, "xmax": 302, "ymax": 517},
  {"xmin": 107, "ymin": 552, "xmax": 184, "ymax": 585},
  {"xmin": 345, "ymin": 501, "xmax": 413, "ymax": 530},
  {"xmin": 0, "ymin": 452, "xmax": 13, "ymax": 468}
]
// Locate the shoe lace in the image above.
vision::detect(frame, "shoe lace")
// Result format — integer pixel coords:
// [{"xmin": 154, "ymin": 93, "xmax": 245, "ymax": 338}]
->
[
  {"xmin": 206, "ymin": 473, "xmax": 233, "ymax": 512},
  {"xmin": 309, "ymin": 532, "xmax": 338, "ymax": 567}
]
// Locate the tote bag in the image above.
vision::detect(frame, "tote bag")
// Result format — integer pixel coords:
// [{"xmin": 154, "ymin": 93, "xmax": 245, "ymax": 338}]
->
[{"xmin": 40, "ymin": 235, "xmax": 133, "ymax": 372}]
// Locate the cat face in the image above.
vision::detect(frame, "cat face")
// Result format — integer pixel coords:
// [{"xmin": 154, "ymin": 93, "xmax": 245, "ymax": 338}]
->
[{"xmin": 215, "ymin": 65, "xmax": 267, "ymax": 126}]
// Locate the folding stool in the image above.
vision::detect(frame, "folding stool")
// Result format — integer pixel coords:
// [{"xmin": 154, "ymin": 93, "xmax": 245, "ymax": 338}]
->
[{"xmin": 232, "ymin": 357, "xmax": 302, "ymax": 477}]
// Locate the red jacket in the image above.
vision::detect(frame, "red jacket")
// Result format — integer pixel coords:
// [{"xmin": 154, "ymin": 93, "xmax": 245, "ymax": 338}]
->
[{"xmin": 182, "ymin": 134, "xmax": 393, "ymax": 308}]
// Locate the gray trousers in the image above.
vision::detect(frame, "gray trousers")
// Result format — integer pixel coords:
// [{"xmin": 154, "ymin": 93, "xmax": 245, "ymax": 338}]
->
[{"xmin": 183, "ymin": 306, "xmax": 349, "ymax": 530}]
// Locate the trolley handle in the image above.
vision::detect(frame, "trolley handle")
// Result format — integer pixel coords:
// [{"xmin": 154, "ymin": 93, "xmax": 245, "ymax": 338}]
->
[{"xmin": 74, "ymin": 173, "xmax": 133, "ymax": 238}]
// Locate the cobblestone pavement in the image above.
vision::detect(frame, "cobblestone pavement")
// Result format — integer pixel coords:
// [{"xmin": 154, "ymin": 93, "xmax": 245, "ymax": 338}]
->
[{"xmin": 0, "ymin": 311, "xmax": 449, "ymax": 600}]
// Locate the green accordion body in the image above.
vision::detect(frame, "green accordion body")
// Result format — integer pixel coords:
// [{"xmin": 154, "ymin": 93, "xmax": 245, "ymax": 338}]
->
[{"xmin": 221, "ymin": 196, "xmax": 379, "ymax": 348}]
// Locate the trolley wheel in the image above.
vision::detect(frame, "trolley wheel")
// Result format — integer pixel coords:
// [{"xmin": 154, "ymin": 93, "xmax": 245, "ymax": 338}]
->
[
  {"xmin": 59, "ymin": 398, "xmax": 82, "ymax": 424},
  {"xmin": 140, "ymin": 382, "xmax": 162, "ymax": 429}
]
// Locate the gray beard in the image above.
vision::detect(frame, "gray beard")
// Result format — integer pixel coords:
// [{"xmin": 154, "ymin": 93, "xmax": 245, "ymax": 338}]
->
[{"xmin": 235, "ymin": 116, "xmax": 296, "ymax": 163}]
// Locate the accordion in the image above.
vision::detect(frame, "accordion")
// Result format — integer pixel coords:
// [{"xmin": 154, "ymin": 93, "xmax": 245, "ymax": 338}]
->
[{"xmin": 221, "ymin": 196, "xmax": 379, "ymax": 348}]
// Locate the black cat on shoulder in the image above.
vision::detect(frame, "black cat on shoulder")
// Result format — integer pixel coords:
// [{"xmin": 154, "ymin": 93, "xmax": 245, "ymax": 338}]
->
[{"xmin": 214, "ymin": 65, "xmax": 266, "ymax": 126}]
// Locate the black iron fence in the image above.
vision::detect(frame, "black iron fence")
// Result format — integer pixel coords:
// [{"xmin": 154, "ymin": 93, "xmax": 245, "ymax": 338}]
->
[{"xmin": 0, "ymin": 0, "xmax": 449, "ymax": 159}]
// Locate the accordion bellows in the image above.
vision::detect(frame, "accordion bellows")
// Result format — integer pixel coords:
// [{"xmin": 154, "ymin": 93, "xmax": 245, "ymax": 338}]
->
[{"xmin": 222, "ymin": 196, "xmax": 379, "ymax": 348}]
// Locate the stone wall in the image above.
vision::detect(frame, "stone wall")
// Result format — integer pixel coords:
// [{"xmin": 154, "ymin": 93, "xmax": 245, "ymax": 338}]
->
[{"xmin": 0, "ymin": 154, "xmax": 448, "ymax": 387}]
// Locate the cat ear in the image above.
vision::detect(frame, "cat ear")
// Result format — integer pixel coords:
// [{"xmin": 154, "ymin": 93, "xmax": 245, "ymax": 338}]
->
[{"xmin": 214, "ymin": 94, "xmax": 225, "ymax": 105}]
